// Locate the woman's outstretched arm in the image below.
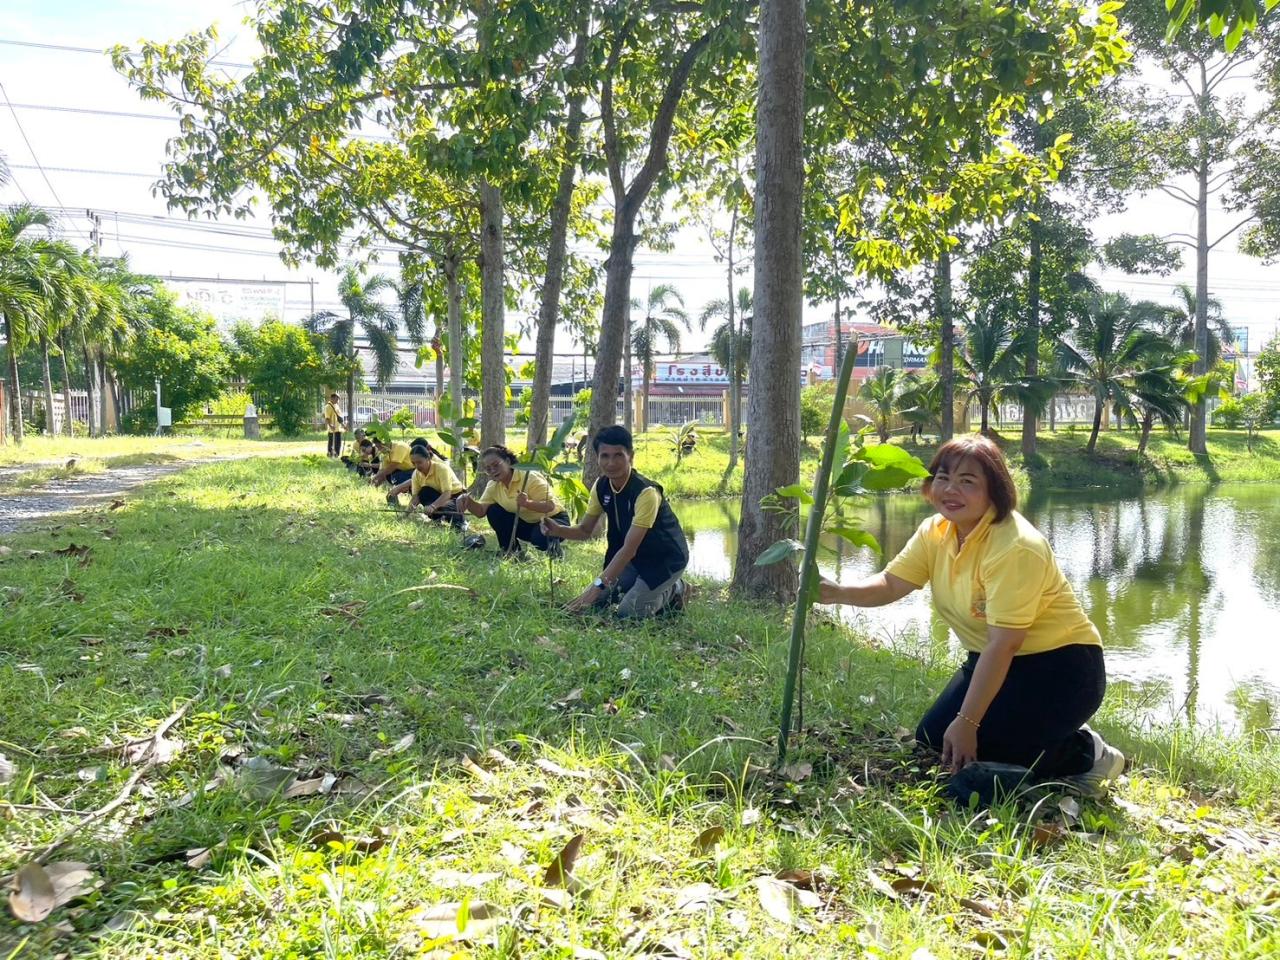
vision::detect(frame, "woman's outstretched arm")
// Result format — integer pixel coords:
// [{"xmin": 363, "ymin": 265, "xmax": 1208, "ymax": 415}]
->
[{"xmin": 817, "ymin": 572, "xmax": 918, "ymax": 607}]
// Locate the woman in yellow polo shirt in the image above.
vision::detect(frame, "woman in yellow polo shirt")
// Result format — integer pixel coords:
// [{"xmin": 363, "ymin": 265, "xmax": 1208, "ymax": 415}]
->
[
  {"xmin": 391, "ymin": 442, "xmax": 467, "ymax": 528},
  {"xmin": 818, "ymin": 435, "xmax": 1124, "ymax": 791},
  {"xmin": 368, "ymin": 436, "xmax": 418, "ymax": 493},
  {"xmin": 455, "ymin": 445, "xmax": 569, "ymax": 557}
]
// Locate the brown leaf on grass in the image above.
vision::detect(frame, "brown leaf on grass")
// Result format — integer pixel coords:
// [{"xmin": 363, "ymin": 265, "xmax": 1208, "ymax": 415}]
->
[
  {"xmin": 410, "ymin": 900, "xmax": 504, "ymax": 942},
  {"xmin": 1030, "ymin": 823, "xmax": 1066, "ymax": 848},
  {"xmin": 890, "ymin": 877, "xmax": 939, "ymax": 897},
  {"xmin": 543, "ymin": 834, "xmax": 584, "ymax": 888},
  {"xmin": 972, "ymin": 929, "xmax": 1009, "ymax": 950},
  {"xmin": 534, "ymin": 758, "xmax": 592, "ymax": 781},
  {"xmin": 694, "ymin": 825, "xmax": 726, "ymax": 854},
  {"xmin": 8, "ymin": 862, "xmax": 101, "ymax": 923},
  {"xmin": 958, "ymin": 896, "xmax": 998, "ymax": 918},
  {"xmin": 481, "ymin": 747, "xmax": 515, "ymax": 770},
  {"xmin": 108, "ymin": 499, "xmax": 125, "ymax": 510},
  {"xmin": 781, "ymin": 760, "xmax": 813, "ymax": 783},
  {"xmin": 283, "ymin": 776, "xmax": 333, "ymax": 800},
  {"xmin": 320, "ymin": 600, "xmax": 366, "ymax": 624},
  {"xmin": 775, "ymin": 868, "xmax": 817, "ymax": 890},
  {"xmin": 145, "ymin": 625, "xmax": 190, "ymax": 640},
  {"xmin": 57, "ymin": 579, "xmax": 84, "ymax": 604},
  {"xmin": 459, "ymin": 755, "xmax": 493, "ymax": 782},
  {"xmin": 53, "ymin": 543, "xmax": 92, "ymax": 566},
  {"xmin": 753, "ymin": 876, "xmax": 819, "ymax": 928}
]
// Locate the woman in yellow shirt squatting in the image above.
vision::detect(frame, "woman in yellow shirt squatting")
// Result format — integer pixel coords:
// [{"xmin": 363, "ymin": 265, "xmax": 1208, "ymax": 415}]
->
[
  {"xmin": 368, "ymin": 437, "xmax": 419, "ymax": 495},
  {"xmin": 818, "ymin": 435, "xmax": 1124, "ymax": 801},
  {"xmin": 387, "ymin": 442, "xmax": 467, "ymax": 529},
  {"xmin": 454, "ymin": 445, "xmax": 571, "ymax": 558}
]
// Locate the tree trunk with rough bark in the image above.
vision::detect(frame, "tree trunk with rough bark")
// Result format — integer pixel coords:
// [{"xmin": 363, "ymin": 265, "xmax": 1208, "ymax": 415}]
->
[
  {"xmin": 726, "ymin": 206, "xmax": 741, "ymax": 470},
  {"xmin": 80, "ymin": 336, "xmax": 99, "ymax": 436},
  {"xmin": 586, "ymin": 27, "xmax": 717, "ymax": 486},
  {"xmin": 443, "ymin": 252, "xmax": 466, "ymax": 471},
  {"xmin": 433, "ymin": 325, "xmax": 445, "ymax": 418},
  {"xmin": 936, "ymin": 250, "xmax": 955, "ymax": 442},
  {"xmin": 1189, "ymin": 68, "xmax": 1210, "ymax": 456},
  {"xmin": 479, "ymin": 181, "xmax": 506, "ymax": 446},
  {"xmin": 40, "ymin": 335, "xmax": 57, "ymax": 435},
  {"xmin": 732, "ymin": 0, "xmax": 805, "ymax": 601},
  {"xmin": 4, "ymin": 313, "xmax": 25, "ymax": 443},
  {"xmin": 1021, "ymin": 212, "xmax": 1043, "ymax": 460},
  {"xmin": 527, "ymin": 26, "xmax": 589, "ymax": 451}
]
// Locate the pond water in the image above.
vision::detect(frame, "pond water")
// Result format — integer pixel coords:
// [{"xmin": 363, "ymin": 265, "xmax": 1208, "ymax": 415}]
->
[{"xmin": 672, "ymin": 485, "xmax": 1280, "ymax": 733}]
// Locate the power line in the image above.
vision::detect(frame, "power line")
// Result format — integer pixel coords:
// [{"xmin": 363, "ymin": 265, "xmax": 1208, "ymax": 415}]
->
[
  {"xmin": 0, "ymin": 80, "xmax": 89, "ymax": 243},
  {"xmin": 5, "ymin": 101, "xmax": 176, "ymax": 122},
  {"xmin": 0, "ymin": 37, "xmax": 254, "ymax": 69},
  {"xmin": 7, "ymin": 163, "xmax": 156, "ymax": 179}
]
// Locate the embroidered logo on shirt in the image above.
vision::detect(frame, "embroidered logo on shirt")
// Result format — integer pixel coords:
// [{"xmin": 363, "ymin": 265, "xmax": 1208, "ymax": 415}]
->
[
  {"xmin": 971, "ymin": 594, "xmax": 987, "ymax": 619},
  {"xmin": 602, "ymin": 494, "xmax": 612, "ymax": 506}
]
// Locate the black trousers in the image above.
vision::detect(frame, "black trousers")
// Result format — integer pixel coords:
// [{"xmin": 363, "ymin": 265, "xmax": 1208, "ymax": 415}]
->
[
  {"xmin": 916, "ymin": 643, "xmax": 1105, "ymax": 778},
  {"xmin": 485, "ymin": 505, "xmax": 570, "ymax": 552},
  {"xmin": 327, "ymin": 431, "xmax": 343, "ymax": 456},
  {"xmin": 387, "ymin": 468, "xmax": 414, "ymax": 486},
  {"xmin": 413, "ymin": 486, "xmax": 465, "ymax": 528}
]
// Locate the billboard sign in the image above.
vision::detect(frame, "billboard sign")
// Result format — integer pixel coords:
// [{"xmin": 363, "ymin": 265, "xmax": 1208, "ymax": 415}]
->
[{"xmin": 167, "ymin": 280, "xmax": 288, "ymax": 328}]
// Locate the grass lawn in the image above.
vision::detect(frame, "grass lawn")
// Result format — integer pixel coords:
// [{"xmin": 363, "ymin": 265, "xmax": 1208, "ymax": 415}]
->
[{"xmin": 2, "ymin": 456, "xmax": 1279, "ymax": 958}]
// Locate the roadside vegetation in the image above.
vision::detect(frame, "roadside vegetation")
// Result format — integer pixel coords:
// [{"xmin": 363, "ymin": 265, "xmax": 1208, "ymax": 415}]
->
[{"xmin": 2, "ymin": 457, "xmax": 1278, "ymax": 958}]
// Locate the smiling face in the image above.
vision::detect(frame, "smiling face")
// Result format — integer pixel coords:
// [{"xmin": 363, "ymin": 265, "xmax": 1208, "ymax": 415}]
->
[
  {"xmin": 595, "ymin": 443, "xmax": 633, "ymax": 483},
  {"xmin": 481, "ymin": 454, "xmax": 513, "ymax": 484},
  {"xmin": 928, "ymin": 455, "xmax": 992, "ymax": 533}
]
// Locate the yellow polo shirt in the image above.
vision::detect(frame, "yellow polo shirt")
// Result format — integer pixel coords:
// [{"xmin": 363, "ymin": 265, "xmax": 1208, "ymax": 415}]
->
[
  {"xmin": 323, "ymin": 401, "xmax": 340, "ymax": 430},
  {"xmin": 885, "ymin": 508, "xmax": 1101, "ymax": 655},
  {"xmin": 383, "ymin": 441, "xmax": 413, "ymax": 471},
  {"xmin": 478, "ymin": 469, "xmax": 561, "ymax": 523},
  {"xmin": 411, "ymin": 459, "xmax": 465, "ymax": 498},
  {"xmin": 584, "ymin": 476, "xmax": 660, "ymax": 528}
]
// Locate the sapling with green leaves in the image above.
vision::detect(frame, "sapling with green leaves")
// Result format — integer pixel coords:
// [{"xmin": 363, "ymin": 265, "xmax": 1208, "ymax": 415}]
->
[{"xmin": 755, "ymin": 343, "xmax": 930, "ymax": 765}]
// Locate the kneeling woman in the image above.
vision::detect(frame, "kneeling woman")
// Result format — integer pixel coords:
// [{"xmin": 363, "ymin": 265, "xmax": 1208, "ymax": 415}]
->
[
  {"xmin": 818, "ymin": 435, "xmax": 1123, "ymax": 787},
  {"xmin": 369, "ymin": 437, "xmax": 416, "ymax": 491},
  {"xmin": 454, "ymin": 445, "xmax": 569, "ymax": 556},
  {"xmin": 394, "ymin": 442, "xmax": 466, "ymax": 528}
]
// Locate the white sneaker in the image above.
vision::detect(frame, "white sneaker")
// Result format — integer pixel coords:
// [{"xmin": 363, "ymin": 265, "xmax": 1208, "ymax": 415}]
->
[{"xmin": 1087, "ymin": 729, "xmax": 1126, "ymax": 781}]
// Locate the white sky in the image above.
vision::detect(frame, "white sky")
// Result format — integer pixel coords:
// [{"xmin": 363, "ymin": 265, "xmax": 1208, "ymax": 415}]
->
[{"xmin": 2, "ymin": 0, "xmax": 1278, "ymax": 363}]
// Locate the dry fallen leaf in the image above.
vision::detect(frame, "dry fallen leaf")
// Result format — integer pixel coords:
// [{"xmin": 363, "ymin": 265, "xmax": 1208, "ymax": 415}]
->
[
  {"xmin": 958, "ymin": 896, "xmax": 997, "ymax": 918},
  {"xmin": 781, "ymin": 760, "xmax": 813, "ymax": 783},
  {"xmin": 8, "ymin": 862, "xmax": 100, "ymax": 923},
  {"xmin": 753, "ymin": 876, "xmax": 819, "ymax": 928},
  {"xmin": 775, "ymin": 868, "xmax": 818, "ymax": 890},
  {"xmin": 543, "ymin": 834, "xmax": 584, "ymax": 888},
  {"xmin": 369, "ymin": 733, "xmax": 415, "ymax": 760},
  {"xmin": 310, "ymin": 826, "xmax": 390, "ymax": 854},
  {"xmin": 1030, "ymin": 823, "xmax": 1066, "ymax": 848},
  {"xmin": 283, "ymin": 776, "xmax": 332, "ymax": 800},
  {"xmin": 694, "ymin": 825, "xmax": 726, "ymax": 854},
  {"xmin": 673, "ymin": 882, "xmax": 719, "ymax": 913},
  {"xmin": 410, "ymin": 900, "xmax": 504, "ymax": 942},
  {"xmin": 1058, "ymin": 796, "xmax": 1082, "ymax": 821},
  {"xmin": 534, "ymin": 758, "xmax": 592, "ymax": 781}
]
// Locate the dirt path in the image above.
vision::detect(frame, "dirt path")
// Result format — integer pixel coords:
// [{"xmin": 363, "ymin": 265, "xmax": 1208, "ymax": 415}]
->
[{"xmin": 0, "ymin": 458, "xmax": 238, "ymax": 534}]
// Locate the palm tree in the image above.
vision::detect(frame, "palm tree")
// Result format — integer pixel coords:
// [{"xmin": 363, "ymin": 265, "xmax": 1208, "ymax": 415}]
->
[
  {"xmin": 305, "ymin": 266, "xmax": 422, "ymax": 424},
  {"xmin": 857, "ymin": 365, "xmax": 901, "ymax": 442},
  {"xmin": 699, "ymin": 286, "xmax": 752, "ymax": 465},
  {"xmin": 896, "ymin": 371, "xmax": 943, "ymax": 442},
  {"xmin": 76, "ymin": 258, "xmax": 154, "ymax": 435},
  {"xmin": 955, "ymin": 308, "xmax": 1025, "ymax": 436},
  {"xmin": 1158, "ymin": 283, "xmax": 1233, "ymax": 369},
  {"xmin": 630, "ymin": 284, "xmax": 690, "ymax": 433},
  {"xmin": 1126, "ymin": 343, "xmax": 1195, "ymax": 456},
  {"xmin": 0, "ymin": 204, "xmax": 59, "ymax": 443},
  {"xmin": 1057, "ymin": 292, "xmax": 1167, "ymax": 454},
  {"xmin": 35, "ymin": 242, "xmax": 88, "ymax": 435}
]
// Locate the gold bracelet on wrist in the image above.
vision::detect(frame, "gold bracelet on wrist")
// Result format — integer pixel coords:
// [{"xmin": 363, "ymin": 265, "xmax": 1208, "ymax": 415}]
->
[{"xmin": 956, "ymin": 712, "xmax": 981, "ymax": 730}]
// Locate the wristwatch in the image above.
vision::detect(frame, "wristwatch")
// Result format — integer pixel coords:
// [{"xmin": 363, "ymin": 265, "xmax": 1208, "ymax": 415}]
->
[{"xmin": 593, "ymin": 576, "xmax": 607, "ymax": 590}]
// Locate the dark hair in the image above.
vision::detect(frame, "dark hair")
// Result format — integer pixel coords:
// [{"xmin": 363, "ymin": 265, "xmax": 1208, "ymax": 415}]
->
[
  {"xmin": 329, "ymin": 392, "xmax": 339, "ymax": 399},
  {"xmin": 410, "ymin": 440, "xmax": 447, "ymax": 462},
  {"xmin": 922, "ymin": 435, "xmax": 1018, "ymax": 522},
  {"xmin": 592, "ymin": 425, "xmax": 633, "ymax": 454},
  {"xmin": 479, "ymin": 444, "xmax": 518, "ymax": 466}
]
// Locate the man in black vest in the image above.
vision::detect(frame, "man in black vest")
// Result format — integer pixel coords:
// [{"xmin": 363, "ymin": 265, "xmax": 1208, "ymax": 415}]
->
[{"xmin": 542, "ymin": 425, "xmax": 692, "ymax": 618}]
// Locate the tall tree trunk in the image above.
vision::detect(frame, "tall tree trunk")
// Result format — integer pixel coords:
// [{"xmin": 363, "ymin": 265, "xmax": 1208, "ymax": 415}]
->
[
  {"xmin": 58, "ymin": 331, "xmax": 74, "ymax": 436},
  {"xmin": 527, "ymin": 25, "xmax": 589, "ymax": 451},
  {"xmin": 1088, "ymin": 398, "xmax": 1103, "ymax": 453},
  {"xmin": 1138, "ymin": 412, "xmax": 1153, "ymax": 455},
  {"xmin": 727, "ymin": 205, "xmax": 740, "ymax": 470},
  {"xmin": 81, "ymin": 335, "xmax": 99, "ymax": 437},
  {"xmin": 4, "ymin": 314, "xmax": 25, "ymax": 443},
  {"xmin": 642, "ymin": 354, "xmax": 652, "ymax": 434},
  {"xmin": 622, "ymin": 316, "xmax": 634, "ymax": 433},
  {"xmin": 443, "ymin": 252, "xmax": 466, "ymax": 472},
  {"xmin": 733, "ymin": 0, "xmax": 805, "ymax": 601},
  {"xmin": 40, "ymin": 335, "xmax": 57, "ymax": 436},
  {"xmin": 102, "ymin": 365, "xmax": 120, "ymax": 433},
  {"xmin": 586, "ymin": 27, "xmax": 718, "ymax": 485},
  {"xmin": 479, "ymin": 181, "xmax": 506, "ymax": 446},
  {"xmin": 1021, "ymin": 210, "xmax": 1043, "ymax": 459},
  {"xmin": 936, "ymin": 250, "xmax": 955, "ymax": 441},
  {"xmin": 1189, "ymin": 64, "xmax": 1210, "ymax": 456},
  {"xmin": 433, "ymin": 325, "xmax": 445, "ymax": 419},
  {"xmin": 980, "ymin": 395, "xmax": 990, "ymax": 436}
]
